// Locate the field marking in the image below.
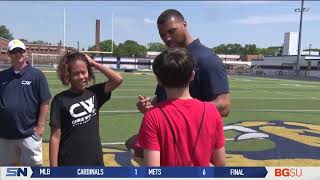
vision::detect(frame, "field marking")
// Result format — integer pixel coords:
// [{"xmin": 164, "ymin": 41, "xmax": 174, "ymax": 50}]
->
[
  {"xmin": 48, "ymin": 88, "xmax": 319, "ymax": 94},
  {"xmin": 101, "ymin": 110, "xmax": 139, "ymax": 113},
  {"xmin": 234, "ymin": 82, "xmax": 310, "ymax": 98},
  {"xmin": 48, "ymin": 87, "xmax": 320, "ymax": 99},
  {"xmin": 100, "ymin": 109, "xmax": 320, "ymax": 114},
  {"xmin": 273, "ymin": 91, "xmax": 307, "ymax": 98},
  {"xmin": 45, "ymin": 95, "xmax": 318, "ymax": 100},
  {"xmin": 50, "ymin": 88, "xmax": 155, "ymax": 91},
  {"xmin": 102, "ymin": 139, "xmax": 235, "ymax": 145},
  {"xmin": 110, "ymin": 96, "xmax": 320, "ymax": 100},
  {"xmin": 102, "ymin": 142, "xmax": 125, "ymax": 145},
  {"xmin": 231, "ymin": 85, "xmax": 319, "ymax": 89},
  {"xmin": 101, "ymin": 109, "xmax": 320, "ymax": 113},
  {"xmin": 240, "ymin": 86, "xmax": 310, "ymax": 99},
  {"xmin": 233, "ymin": 109, "xmax": 320, "ymax": 112},
  {"xmin": 232, "ymin": 97, "xmax": 320, "ymax": 100},
  {"xmin": 231, "ymin": 90, "xmax": 320, "ymax": 95},
  {"xmin": 231, "ymin": 76, "xmax": 320, "ymax": 85},
  {"xmin": 280, "ymin": 84, "xmax": 317, "ymax": 88}
]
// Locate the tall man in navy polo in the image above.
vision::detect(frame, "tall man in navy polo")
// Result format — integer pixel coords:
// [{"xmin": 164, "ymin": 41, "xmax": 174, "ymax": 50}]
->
[
  {"xmin": 137, "ymin": 9, "xmax": 231, "ymax": 117},
  {"xmin": 0, "ymin": 39, "xmax": 51, "ymax": 165}
]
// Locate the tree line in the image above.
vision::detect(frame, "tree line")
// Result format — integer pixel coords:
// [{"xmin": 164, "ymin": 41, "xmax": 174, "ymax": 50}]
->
[{"xmin": 1, "ymin": 25, "xmax": 319, "ymax": 58}]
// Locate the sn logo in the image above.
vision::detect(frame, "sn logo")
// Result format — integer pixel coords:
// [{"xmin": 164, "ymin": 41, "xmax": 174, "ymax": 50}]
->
[
  {"xmin": 22, "ymin": 80, "xmax": 32, "ymax": 85},
  {"xmin": 6, "ymin": 167, "xmax": 28, "ymax": 177},
  {"xmin": 70, "ymin": 96, "xmax": 95, "ymax": 118}
]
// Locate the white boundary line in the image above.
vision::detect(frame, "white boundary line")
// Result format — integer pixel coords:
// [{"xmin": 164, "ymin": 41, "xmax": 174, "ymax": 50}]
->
[
  {"xmin": 101, "ymin": 110, "xmax": 139, "ymax": 113},
  {"xmin": 102, "ymin": 139, "xmax": 235, "ymax": 146},
  {"xmin": 102, "ymin": 142, "xmax": 125, "ymax": 145},
  {"xmin": 100, "ymin": 109, "xmax": 320, "ymax": 113},
  {"xmin": 232, "ymin": 109, "xmax": 320, "ymax": 112},
  {"xmin": 46, "ymin": 94, "xmax": 320, "ymax": 100},
  {"xmin": 230, "ymin": 76, "xmax": 320, "ymax": 84}
]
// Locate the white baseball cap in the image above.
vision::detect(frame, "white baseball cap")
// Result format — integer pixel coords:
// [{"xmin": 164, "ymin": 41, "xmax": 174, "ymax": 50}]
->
[{"xmin": 7, "ymin": 39, "xmax": 26, "ymax": 51}]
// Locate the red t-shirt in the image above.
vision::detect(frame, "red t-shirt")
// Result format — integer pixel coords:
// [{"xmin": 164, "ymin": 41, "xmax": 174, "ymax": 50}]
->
[{"xmin": 135, "ymin": 98, "xmax": 225, "ymax": 166}]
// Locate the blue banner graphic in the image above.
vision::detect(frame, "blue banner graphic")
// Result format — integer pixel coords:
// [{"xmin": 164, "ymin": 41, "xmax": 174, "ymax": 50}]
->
[
  {"xmin": 29, "ymin": 167, "xmax": 267, "ymax": 178},
  {"xmin": 214, "ymin": 167, "xmax": 268, "ymax": 178}
]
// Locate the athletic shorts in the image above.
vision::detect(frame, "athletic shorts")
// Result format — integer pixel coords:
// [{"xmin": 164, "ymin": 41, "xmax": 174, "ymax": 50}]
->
[{"xmin": 0, "ymin": 133, "xmax": 42, "ymax": 166}]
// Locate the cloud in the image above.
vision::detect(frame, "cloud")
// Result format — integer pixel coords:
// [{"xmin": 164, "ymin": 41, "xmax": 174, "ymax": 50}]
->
[
  {"xmin": 144, "ymin": 18, "xmax": 155, "ymax": 24},
  {"xmin": 232, "ymin": 14, "xmax": 320, "ymax": 25}
]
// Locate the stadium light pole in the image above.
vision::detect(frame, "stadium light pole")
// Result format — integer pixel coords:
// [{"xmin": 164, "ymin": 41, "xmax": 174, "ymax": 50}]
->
[
  {"xmin": 295, "ymin": 0, "xmax": 309, "ymax": 76},
  {"xmin": 63, "ymin": 8, "xmax": 66, "ymax": 51},
  {"xmin": 111, "ymin": 12, "xmax": 114, "ymax": 53},
  {"xmin": 77, "ymin": 41, "xmax": 80, "ymax": 51},
  {"xmin": 309, "ymin": 44, "xmax": 311, "ymax": 55}
]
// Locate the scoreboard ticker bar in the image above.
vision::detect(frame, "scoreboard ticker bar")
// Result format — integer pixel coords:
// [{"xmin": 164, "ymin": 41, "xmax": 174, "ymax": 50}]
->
[
  {"xmin": 1, "ymin": 167, "xmax": 319, "ymax": 179},
  {"xmin": 2, "ymin": 167, "xmax": 267, "ymax": 178}
]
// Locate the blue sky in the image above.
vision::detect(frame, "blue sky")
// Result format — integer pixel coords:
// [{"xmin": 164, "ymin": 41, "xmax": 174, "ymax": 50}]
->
[{"xmin": 1, "ymin": 1, "xmax": 319, "ymax": 50}]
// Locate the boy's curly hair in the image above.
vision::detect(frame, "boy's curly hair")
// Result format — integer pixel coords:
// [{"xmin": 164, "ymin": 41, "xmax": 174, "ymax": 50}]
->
[{"xmin": 57, "ymin": 51, "xmax": 95, "ymax": 86}]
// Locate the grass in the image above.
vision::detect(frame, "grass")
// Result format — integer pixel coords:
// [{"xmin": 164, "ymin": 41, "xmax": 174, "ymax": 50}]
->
[{"xmin": 43, "ymin": 71, "xmax": 320, "ymax": 153}]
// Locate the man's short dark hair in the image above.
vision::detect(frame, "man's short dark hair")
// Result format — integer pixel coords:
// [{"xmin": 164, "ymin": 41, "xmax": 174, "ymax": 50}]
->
[
  {"xmin": 157, "ymin": 9, "xmax": 185, "ymax": 25},
  {"xmin": 152, "ymin": 48, "xmax": 195, "ymax": 88}
]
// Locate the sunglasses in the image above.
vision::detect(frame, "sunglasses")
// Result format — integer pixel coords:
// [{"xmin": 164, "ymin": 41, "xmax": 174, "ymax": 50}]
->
[{"xmin": 9, "ymin": 48, "xmax": 26, "ymax": 54}]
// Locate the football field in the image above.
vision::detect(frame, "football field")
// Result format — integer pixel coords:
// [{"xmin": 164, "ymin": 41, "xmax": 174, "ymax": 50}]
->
[{"xmin": 42, "ymin": 71, "xmax": 320, "ymax": 166}]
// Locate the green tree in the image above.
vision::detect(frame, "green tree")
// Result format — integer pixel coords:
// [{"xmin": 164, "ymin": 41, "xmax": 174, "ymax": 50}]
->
[
  {"xmin": 0, "ymin": 25, "xmax": 14, "ymax": 40},
  {"xmin": 213, "ymin": 44, "xmax": 227, "ymax": 54},
  {"xmin": 88, "ymin": 39, "xmax": 118, "ymax": 56},
  {"xmin": 213, "ymin": 43, "xmax": 243, "ymax": 54},
  {"xmin": 118, "ymin": 40, "xmax": 147, "ymax": 57},
  {"xmin": 257, "ymin": 46, "xmax": 282, "ymax": 56},
  {"xmin": 242, "ymin": 44, "xmax": 258, "ymax": 55},
  {"xmin": 147, "ymin": 42, "xmax": 166, "ymax": 52}
]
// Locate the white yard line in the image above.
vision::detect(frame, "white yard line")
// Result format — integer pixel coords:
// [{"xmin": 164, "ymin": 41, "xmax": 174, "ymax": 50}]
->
[
  {"xmin": 232, "ymin": 109, "xmax": 320, "ymax": 112},
  {"xmin": 241, "ymin": 87, "xmax": 310, "ymax": 99},
  {"xmin": 232, "ymin": 97, "xmax": 319, "ymax": 100},
  {"xmin": 102, "ymin": 139, "xmax": 235, "ymax": 145},
  {"xmin": 100, "ymin": 109, "xmax": 320, "ymax": 113},
  {"xmin": 102, "ymin": 142, "xmax": 125, "ymax": 145},
  {"xmin": 101, "ymin": 110, "xmax": 139, "ymax": 113},
  {"xmin": 273, "ymin": 91, "xmax": 307, "ymax": 98}
]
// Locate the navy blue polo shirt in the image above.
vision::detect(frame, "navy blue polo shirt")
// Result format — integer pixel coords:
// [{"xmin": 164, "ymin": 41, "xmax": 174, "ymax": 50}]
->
[
  {"xmin": 0, "ymin": 64, "xmax": 51, "ymax": 139},
  {"xmin": 156, "ymin": 39, "xmax": 229, "ymax": 102}
]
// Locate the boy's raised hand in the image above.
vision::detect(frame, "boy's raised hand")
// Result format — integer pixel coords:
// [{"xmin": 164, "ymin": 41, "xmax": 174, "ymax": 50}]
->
[{"xmin": 136, "ymin": 95, "xmax": 153, "ymax": 114}]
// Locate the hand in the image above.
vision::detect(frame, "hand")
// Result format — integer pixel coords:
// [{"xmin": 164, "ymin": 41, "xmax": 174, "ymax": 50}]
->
[
  {"xmin": 136, "ymin": 95, "xmax": 153, "ymax": 114},
  {"xmin": 34, "ymin": 124, "xmax": 45, "ymax": 137},
  {"xmin": 84, "ymin": 53, "xmax": 96, "ymax": 66}
]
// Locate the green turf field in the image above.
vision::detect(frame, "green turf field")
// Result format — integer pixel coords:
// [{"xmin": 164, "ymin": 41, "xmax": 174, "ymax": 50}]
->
[
  {"xmin": 42, "ymin": 71, "xmax": 320, "ymax": 165},
  {"xmin": 44, "ymin": 71, "xmax": 320, "ymax": 141}
]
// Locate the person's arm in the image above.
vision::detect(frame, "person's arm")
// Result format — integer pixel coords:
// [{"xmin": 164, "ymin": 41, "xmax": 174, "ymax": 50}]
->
[
  {"xmin": 210, "ymin": 106, "xmax": 226, "ymax": 166},
  {"xmin": 34, "ymin": 99, "xmax": 50, "ymax": 136},
  {"xmin": 143, "ymin": 149, "xmax": 160, "ymax": 166},
  {"xmin": 49, "ymin": 127, "xmax": 61, "ymax": 167},
  {"xmin": 210, "ymin": 147, "xmax": 226, "ymax": 166},
  {"xmin": 85, "ymin": 54, "xmax": 123, "ymax": 93},
  {"xmin": 211, "ymin": 93, "xmax": 231, "ymax": 117}
]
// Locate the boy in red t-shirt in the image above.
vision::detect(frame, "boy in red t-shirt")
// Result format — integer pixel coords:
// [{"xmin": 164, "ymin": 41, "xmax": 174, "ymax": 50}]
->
[{"xmin": 134, "ymin": 48, "xmax": 226, "ymax": 166}]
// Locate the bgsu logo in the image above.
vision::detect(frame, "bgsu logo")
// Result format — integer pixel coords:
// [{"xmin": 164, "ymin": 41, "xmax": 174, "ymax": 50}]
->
[{"xmin": 275, "ymin": 168, "xmax": 302, "ymax": 177}]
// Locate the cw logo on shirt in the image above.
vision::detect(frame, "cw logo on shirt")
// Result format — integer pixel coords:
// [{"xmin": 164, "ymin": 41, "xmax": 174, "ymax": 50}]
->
[
  {"xmin": 69, "ymin": 96, "xmax": 95, "ymax": 118},
  {"xmin": 21, "ymin": 80, "xmax": 32, "ymax": 85}
]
